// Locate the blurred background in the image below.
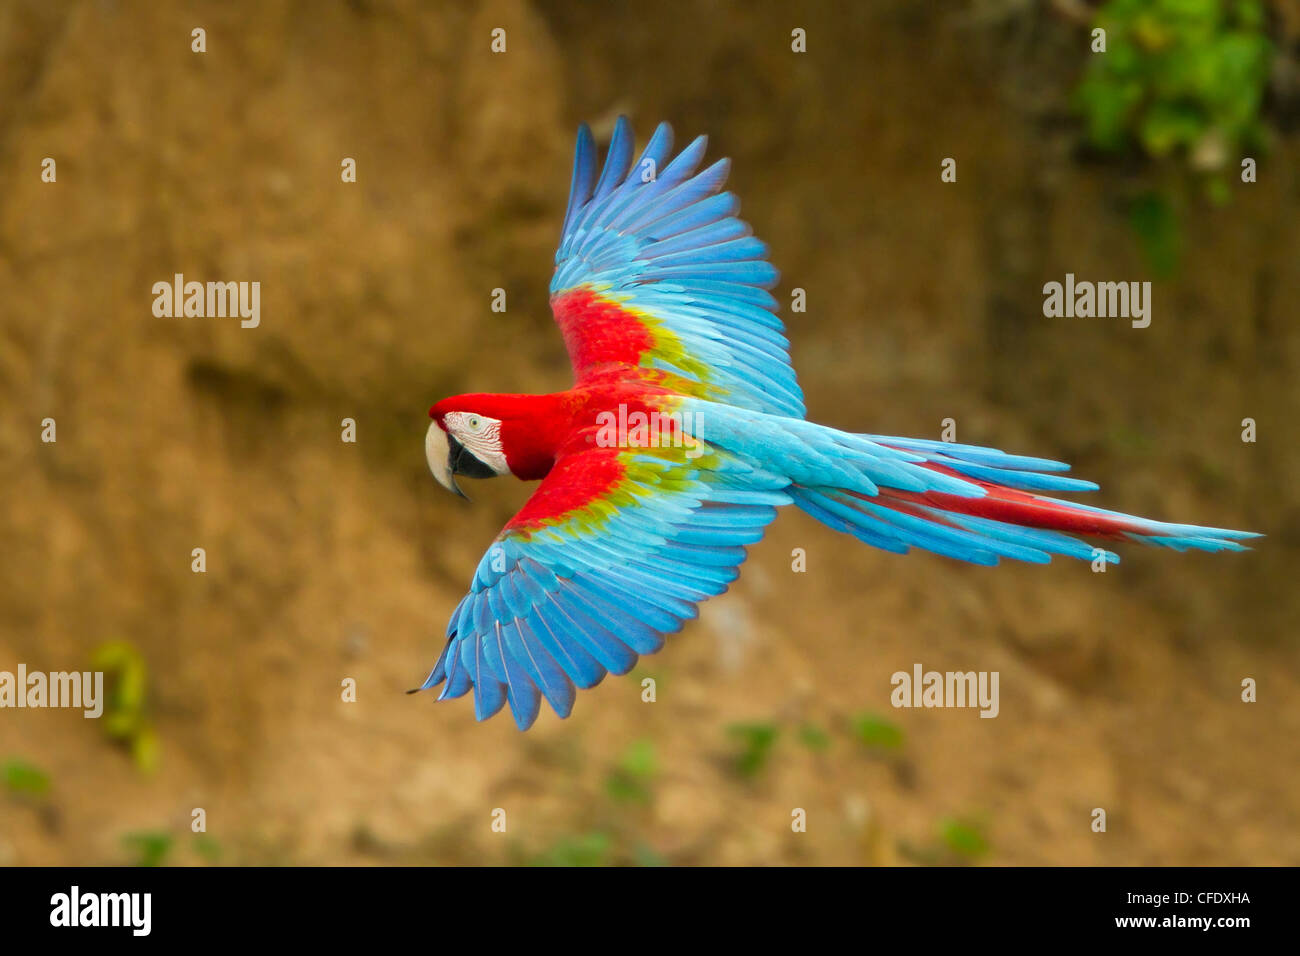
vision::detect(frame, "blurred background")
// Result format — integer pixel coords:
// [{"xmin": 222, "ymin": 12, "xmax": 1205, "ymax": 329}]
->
[{"xmin": 0, "ymin": 0, "xmax": 1297, "ymax": 866}]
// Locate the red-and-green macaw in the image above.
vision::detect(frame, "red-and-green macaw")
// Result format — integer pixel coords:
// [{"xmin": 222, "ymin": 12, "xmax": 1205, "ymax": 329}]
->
[{"xmin": 419, "ymin": 117, "xmax": 1257, "ymax": 730}]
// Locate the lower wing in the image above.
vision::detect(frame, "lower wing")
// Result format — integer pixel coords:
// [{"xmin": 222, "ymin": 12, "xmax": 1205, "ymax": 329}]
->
[{"xmin": 417, "ymin": 439, "xmax": 790, "ymax": 730}]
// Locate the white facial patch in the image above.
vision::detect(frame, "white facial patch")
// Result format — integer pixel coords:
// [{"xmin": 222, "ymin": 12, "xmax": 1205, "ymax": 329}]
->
[{"xmin": 443, "ymin": 411, "xmax": 510, "ymax": 476}]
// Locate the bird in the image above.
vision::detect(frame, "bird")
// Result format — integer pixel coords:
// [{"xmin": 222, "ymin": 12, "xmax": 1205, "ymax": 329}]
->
[{"xmin": 417, "ymin": 117, "xmax": 1258, "ymax": 730}]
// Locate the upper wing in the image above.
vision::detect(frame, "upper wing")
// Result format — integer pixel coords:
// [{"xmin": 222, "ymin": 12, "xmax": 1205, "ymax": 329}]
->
[
  {"xmin": 418, "ymin": 439, "xmax": 791, "ymax": 730},
  {"xmin": 550, "ymin": 117, "xmax": 806, "ymax": 418}
]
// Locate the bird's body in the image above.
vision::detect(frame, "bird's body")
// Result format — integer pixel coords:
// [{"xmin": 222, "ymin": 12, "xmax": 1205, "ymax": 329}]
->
[{"xmin": 420, "ymin": 118, "xmax": 1257, "ymax": 730}]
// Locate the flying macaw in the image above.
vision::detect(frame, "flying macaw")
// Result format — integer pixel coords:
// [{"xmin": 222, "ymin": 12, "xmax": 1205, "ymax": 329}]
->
[{"xmin": 418, "ymin": 117, "xmax": 1257, "ymax": 730}]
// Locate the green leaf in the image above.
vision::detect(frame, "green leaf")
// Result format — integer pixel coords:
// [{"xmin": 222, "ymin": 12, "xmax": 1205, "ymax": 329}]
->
[
  {"xmin": 1234, "ymin": 0, "xmax": 1264, "ymax": 30},
  {"xmin": 1, "ymin": 759, "xmax": 50, "ymax": 797},
  {"xmin": 617, "ymin": 739, "xmax": 657, "ymax": 779},
  {"xmin": 605, "ymin": 739, "xmax": 657, "ymax": 804},
  {"xmin": 605, "ymin": 773, "xmax": 652, "ymax": 805},
  {"xmin": 123, "ymin": 831, "xmax": 173, "ymax": 867},
  {"xmin": 1139, "ymin": 102, "xmax": 1207, "ymax": 156},
  {"xmin": 1205, "ymin": 174, "xmax": 1231, "ymax": 205},
  {"xmin": 726, "ymin": 722, "xmax": 780, "ymax": 778},
  {"xmin": 193, "ymin": 835, "xmax": 223, "ymax": 863},
  {"xmin": 849, "ymin": 713, "xmax": 904, "ymax": 751},
  {"xmin": 131, "ymin": 727, "xmax": 160, "ymax": 774},
  {"xmin": 1076, "ymin": 0, "xmax": 1273, "ymax": 169},
  {"xmin": 798, "ymin": 722, "xmax": 831, "ymax": 752},
  {"xmin": 939, "ymin": 818, "xmax": 989, "ymax": 859},
  {"xmin": 1076, "ymin": 78, "xmax": 1142, "ymax": 151},
  {"xmin": 92, "ymin": 640, "xmax": 149, "ymax": 740},
  {"xmin": 531, "ymin": 832, "xmax": 612, "ymax": 867},
  {"xmin": 1128, "ymin": 190, "xmax": 1182, "ymax": 277}
]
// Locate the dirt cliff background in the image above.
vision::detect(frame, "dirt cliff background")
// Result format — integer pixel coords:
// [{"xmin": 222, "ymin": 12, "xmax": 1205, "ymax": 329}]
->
[{"xmin": 0, "ymin": 0, "xmax": 1296, "ymax": 865}]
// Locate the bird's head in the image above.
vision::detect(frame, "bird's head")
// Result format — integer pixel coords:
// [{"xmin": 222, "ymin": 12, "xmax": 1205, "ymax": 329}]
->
[{"xmin": 426, "ymin": 396, "xmax": 513, "ymax": 497}]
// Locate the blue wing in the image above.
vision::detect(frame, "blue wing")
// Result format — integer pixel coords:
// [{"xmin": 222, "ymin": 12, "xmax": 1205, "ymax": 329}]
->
[
  {"xmin": 550, "ymin": 117, "xmax": 806, "ymax": 418},
  {"xmin": 419, "ymin": 441, "xmax": 791, "ymax": 730}
]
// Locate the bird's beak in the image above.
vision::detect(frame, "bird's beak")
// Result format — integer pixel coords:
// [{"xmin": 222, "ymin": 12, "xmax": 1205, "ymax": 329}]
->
[
  {"xmin": 426, "ymin": 421, "xmax": 498, "ymax": 498},
  {"xmin": 425, "ymin": 421, "xmax": 467, "ymax": 498}
]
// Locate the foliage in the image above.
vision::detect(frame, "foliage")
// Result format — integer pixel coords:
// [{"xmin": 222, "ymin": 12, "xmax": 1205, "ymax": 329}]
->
[
  {"xmin": 529, "ymin": 831, "xmax": 613, "ymax": 867},
  {"xmin": 849, "ymin": 712, "xmax": 905, "ymax": 751},
  {"xmin": 90, "ymin": 640, "xmax": 158, "ymax": 773},
  {"xmin": 797, "ymin": 722, "xmax": 832, "ymax": 752},
  {"xmin": 938, "ymin": 817, "xmax": 990, "ymax": 860},
  {"xmin": 1076, "ymin": 0, "xmax": 1272, "ymax": 166},
  {"xmin": 1126, "ymin": 189, "xmax": 1183, "ymax": 278},
  {"xmin": 725, "ymin": 722, "xmax": 781, "ymax": 778},
  {"xmin": 1075, "ymin": 0, "xmax": 1274, "ymax": 275},
  {"xmin": 193, "ymin": 835, "xmax": 223, "ymax": 863},
  {"xmin": 122, "ymin": 831, "xmax": 173, "ymax": 867},
  {"xmin": 604, "ymin": 739, "xmax": 658, "ymax": 804},
  {"xmin": 121, "ymin": 830, "xmax": 224, "ymax": 866},
  {"xmin": 1, "ymin": 759, "xmax": 50, "ymax": 798}
]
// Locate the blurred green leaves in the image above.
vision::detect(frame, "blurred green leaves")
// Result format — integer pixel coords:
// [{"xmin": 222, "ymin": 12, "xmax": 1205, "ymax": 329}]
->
[
  {"xmin": 1077, "ymin": 0, "xmax": 1272, "ymax": 164},
  {"xmin": 938, "ymin": 817, "xmax": 990, "ymax": 860},
  {"xmin": 122, "ymin": 831, "xmax": 173, "ymax": 867},
  {"xmin": 193, "ymin": 834, "xmax": 223, "ymax": 863},
  {"xmin": 721, "ymin": 712, "xmax": 905, "ymax": 781},
  {"xmin": 91, "ymin": 640, "xmax": 158, "ymax": 773},
  {"xmin": 1126, "ymin": 190, "xmax": 1183, "ymax": 278},
  {"xmin": 2, "ymin": 759, "xmax": 50, "ymax": 798},
  {"xmin": 726, "ymin": 722, "xmax": 781, "ymax": 778},
  {"xmin": 604, "ymin": 738, "xmax": 658, "ymax": 804},
  {"xmin": 1075, "ymin": 0, "xmax": 1274, "ymax": 275},
  {"xmin": 797, "ymin": 722, "xmax": 832, "ymax": 753},
  {"xmin": 525, "ymin": 741, "xmax": 664, "ymax": 865},
  {"xmin": 849, "ymin": 712, "xmax": 905, "ymax": 752},
  {"xmin": 122, "ymin": 830, "xmax": 224, "ymax": 867},
  {"xmin": 897, "ymin": 815, "xmax": 992, "ymax": 866},
  {"xmin": 529, "ymin": 831, "xmax": 612, "ymax": 867}
]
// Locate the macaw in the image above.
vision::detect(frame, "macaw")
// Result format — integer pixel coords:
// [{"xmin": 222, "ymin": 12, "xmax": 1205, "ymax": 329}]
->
[{"xmin": 418, "ymin": 117, "xmax": 1257, "ymax": 730}]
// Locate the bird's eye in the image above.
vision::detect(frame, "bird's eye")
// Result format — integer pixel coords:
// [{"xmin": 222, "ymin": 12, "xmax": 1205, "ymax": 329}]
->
[{"xmin": 466, "ymin": 416, "xmax": 481, "ymax": 432}]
